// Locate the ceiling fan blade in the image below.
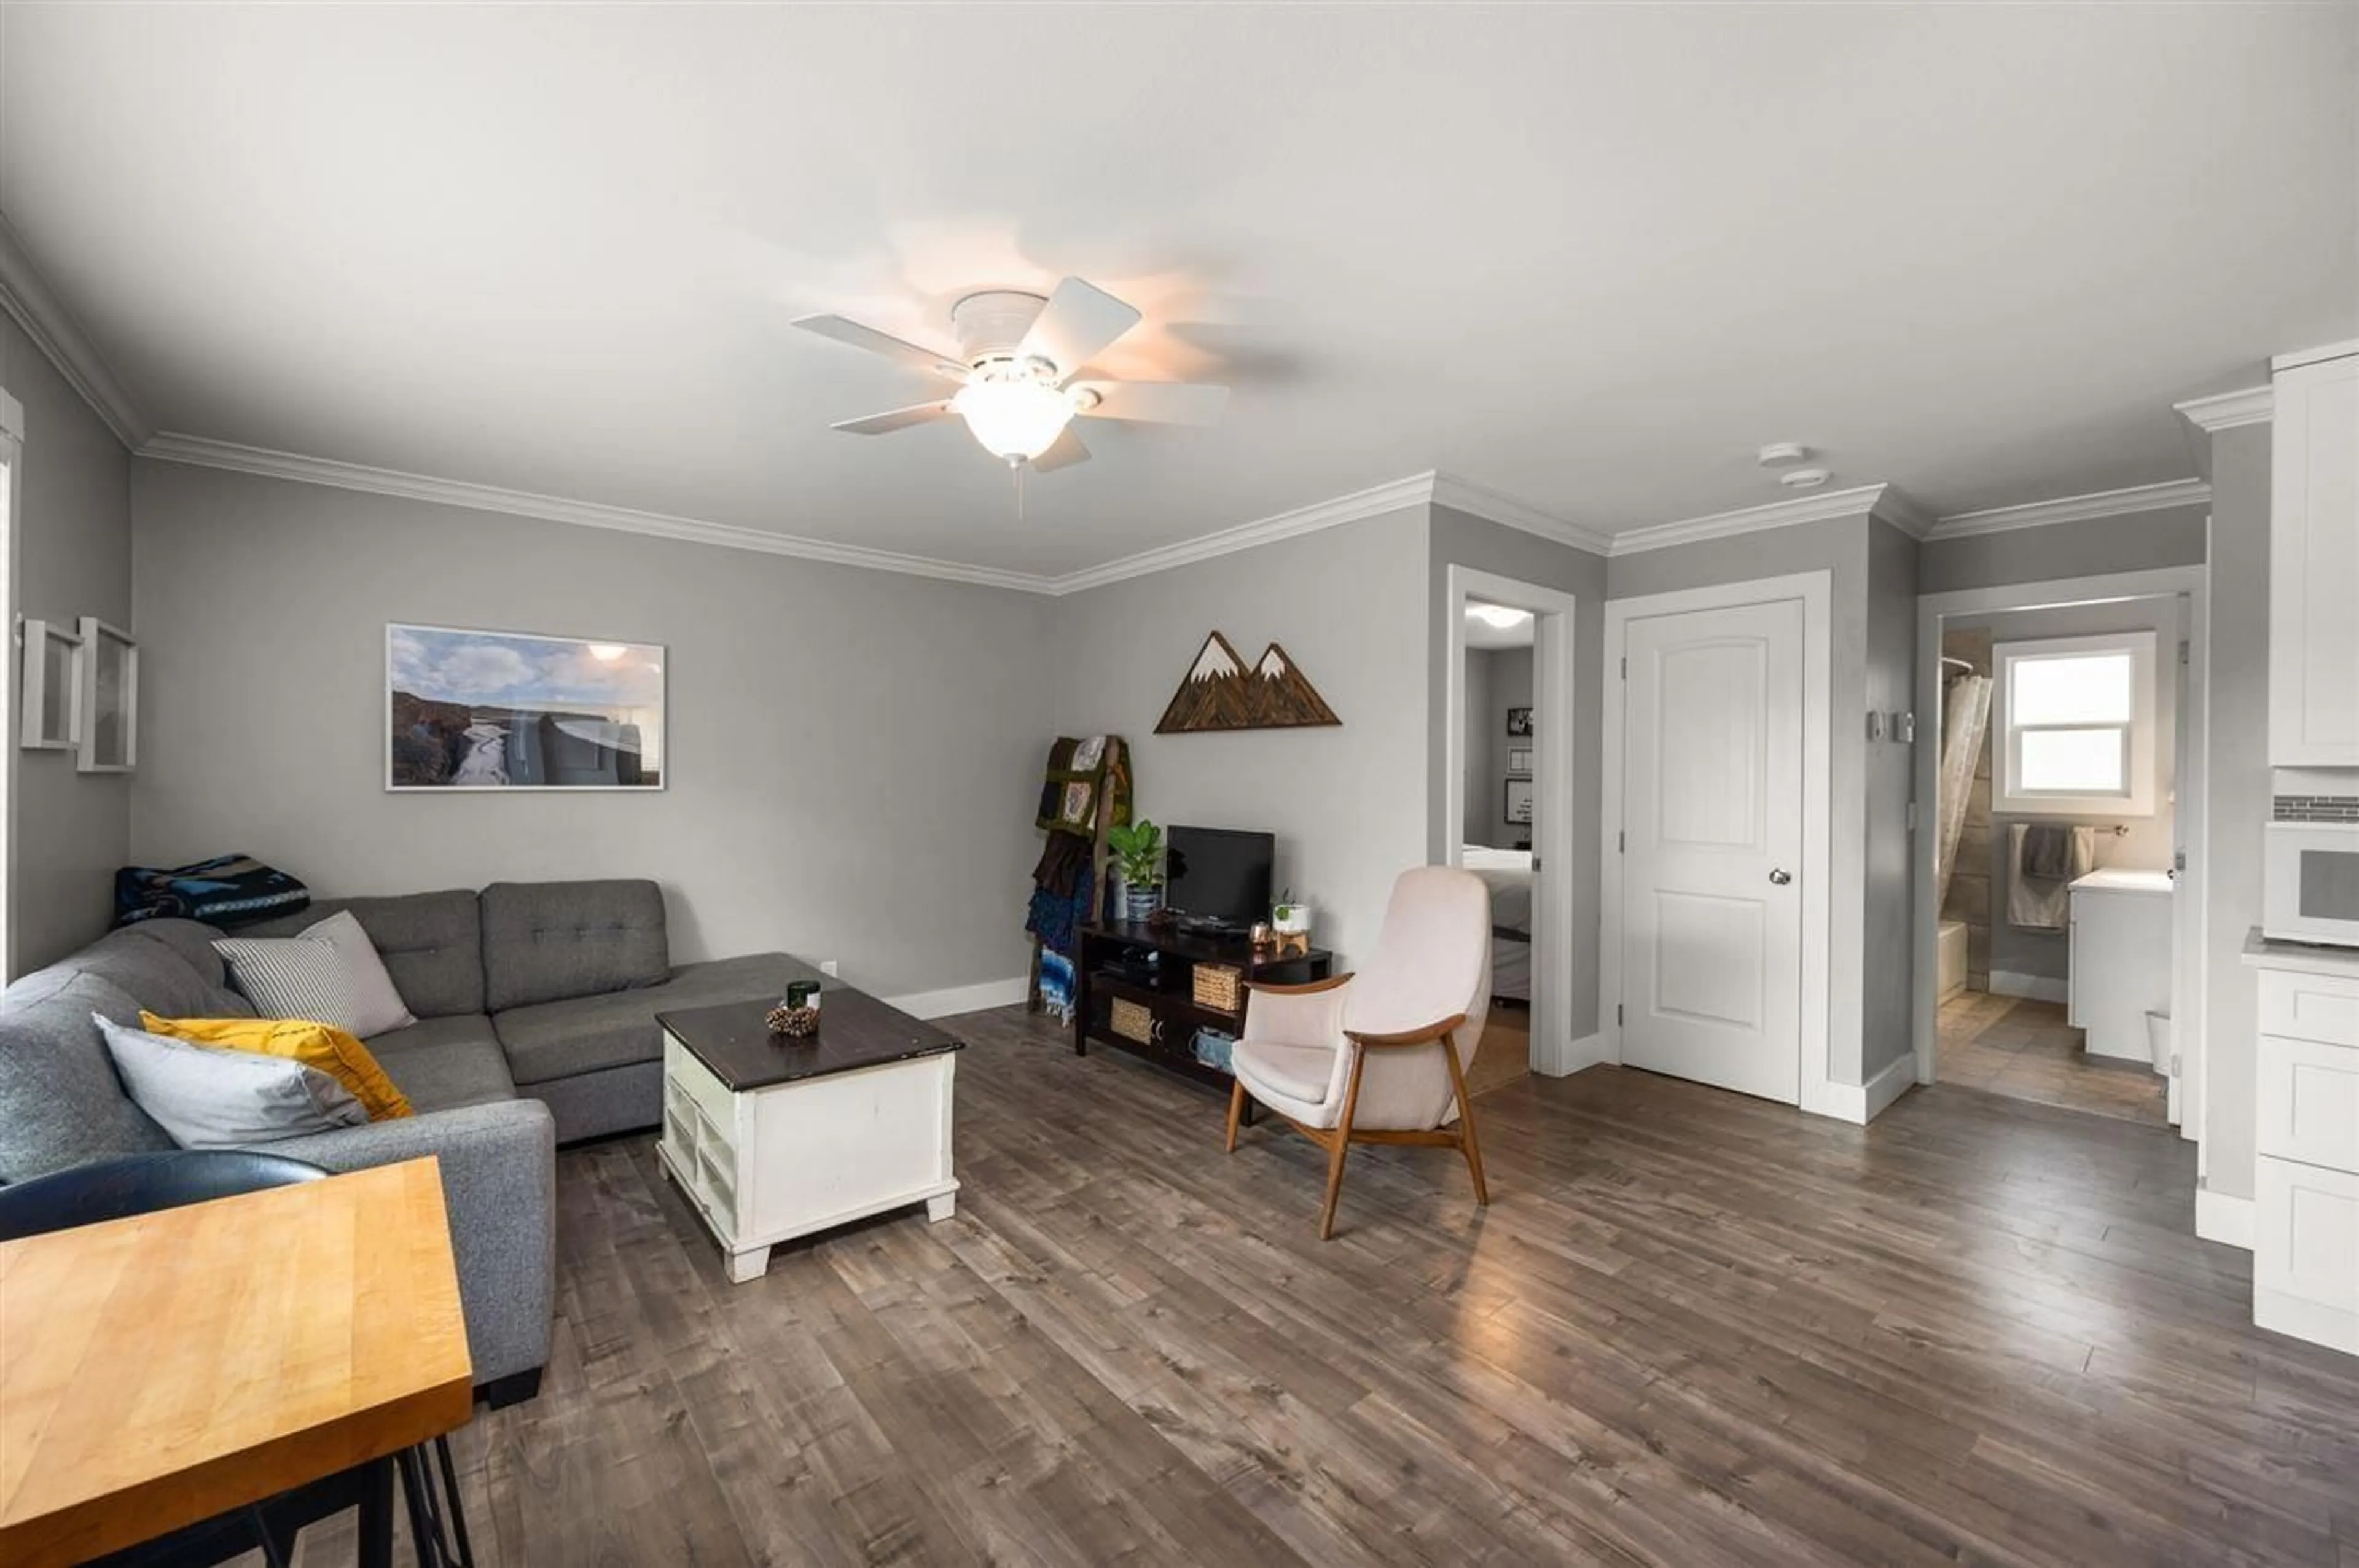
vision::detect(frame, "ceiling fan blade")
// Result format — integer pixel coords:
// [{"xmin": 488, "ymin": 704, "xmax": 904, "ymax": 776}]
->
[
  {"xmin": 791, "ymin": 316, "xmax": 969, "ymax": 381},
  {"xmin": 830, "ymin": 401, "xmax": 957, "ymax": 435},
  {"xmin": 1018, "ymin": 278, "xmax": 1142, "ymax": 378},
  {"xmin": 1071, "ymin": 380, "xmax": 1230, "ymax": 426},
  {"xmin": 1031, "ymin": 426, "xmax": 1091, "ymax": 472}
]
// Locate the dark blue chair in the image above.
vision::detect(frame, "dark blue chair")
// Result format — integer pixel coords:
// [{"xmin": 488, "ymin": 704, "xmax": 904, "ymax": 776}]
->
[{"xmin": 0, "ymin": 1151, "xmax": 474, "ymax": 1568}]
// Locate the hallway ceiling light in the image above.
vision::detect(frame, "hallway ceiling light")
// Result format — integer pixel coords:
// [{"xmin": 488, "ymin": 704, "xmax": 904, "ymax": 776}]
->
[{"xmin": 1469, "ymin": 604, "xmax": 1533, "ymax": 629}]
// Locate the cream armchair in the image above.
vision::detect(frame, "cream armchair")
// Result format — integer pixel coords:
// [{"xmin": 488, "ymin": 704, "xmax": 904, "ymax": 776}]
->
[{"xmin": 1224, "ymin": 866, "xmax": 1493, "ymax": 1239}]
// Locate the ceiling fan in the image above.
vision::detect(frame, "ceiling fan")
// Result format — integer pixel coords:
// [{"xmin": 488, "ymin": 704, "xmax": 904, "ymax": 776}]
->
[{"xmin": 792, "ymin": 278, "xmax": 1229, "ymax": 472}]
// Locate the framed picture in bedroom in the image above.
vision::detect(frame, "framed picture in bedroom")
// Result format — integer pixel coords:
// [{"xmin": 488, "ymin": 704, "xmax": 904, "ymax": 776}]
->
[
  {"xmin": 386, "ymin": 623, "xmax": 665, "ymax": 791},
  {"xmin": 1504, "ymin": 778, "xmax": 1535, "ymax": 825},
  {"xmin": 1505, "ymin": 706, "xmax": 1533, "ymax": 737},
  {"xmin": 1506, "ymin": 747, "xmax": 1532, "ymax": 775}
]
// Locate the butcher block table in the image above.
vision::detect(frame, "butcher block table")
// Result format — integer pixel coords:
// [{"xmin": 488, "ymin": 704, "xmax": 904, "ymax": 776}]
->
[{"xmin": 0, "ymin": 1158, "xmax": 474, "ymax": 1568}]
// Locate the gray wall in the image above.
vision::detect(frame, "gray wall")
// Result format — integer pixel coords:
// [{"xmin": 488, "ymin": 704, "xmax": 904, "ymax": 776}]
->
[
  {"xmin": 2204, "ymin": 429, "xmax": 2269, "ymax": 1204},
  {"xmin": 1056, "ymin": 505, "xmax": 1430, "ymax": 967},
  {"xmin": 1460, "ymin": 647, "xmax": 1495, "ymax": 845},
  {"xmin": 1919, "ymin": 505, "xmax": 2208, "ymax": 595},
  {"xmin": 1948, "ymin": 595, "xmax": 2181, "ymax": 985},
  {"xmin": 1428, "ymin": 505, "xmax": 1606, "ymax": 1042},
  {"xmin": 127, "ymin": 460, "xmax": 1054, "ymax": 998},
  {"xmin": 1608, "ymin": 513, "xmax": 1879, "ymax": 1088},
  {"xmin": 1480, "ymin": 647, "xmax": 1533, "ymax": 846},
  {"xmin": 1861, "ymin": 519, "xmax": 1919, "ymax": 1077},
  {"xmin": 1, "ymin": 313, "xmax": 133, "ymax": 973}
]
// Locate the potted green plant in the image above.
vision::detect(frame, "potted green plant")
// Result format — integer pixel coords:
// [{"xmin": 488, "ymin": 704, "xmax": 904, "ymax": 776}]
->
[
  {"xmin": 1272, "ymin": 887, "xmax": 1312, "ymax": 938},
  {"xmin": 1107, "ymin": 819, "xmax": 1165, "ymax": 923}
]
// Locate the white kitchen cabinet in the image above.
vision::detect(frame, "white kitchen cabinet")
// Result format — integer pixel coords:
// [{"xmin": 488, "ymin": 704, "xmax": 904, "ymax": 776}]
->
[
  {"xmin": 2067, "ymin": 870, "xmax": 2173, "ymax": 1064},
  {"xmin": 2268, "ymin": 348, "xmax": 2359, "ymax": 766},
  {"xmin": 2243, "ymin": 936, "xmax": 2359, "ymax": 1357}
]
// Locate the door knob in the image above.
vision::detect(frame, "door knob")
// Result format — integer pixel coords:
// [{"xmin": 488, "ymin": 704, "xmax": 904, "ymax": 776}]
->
[{"xmin": 1769, "ymin": 868, "xmax": 1793, "ymax": 885}]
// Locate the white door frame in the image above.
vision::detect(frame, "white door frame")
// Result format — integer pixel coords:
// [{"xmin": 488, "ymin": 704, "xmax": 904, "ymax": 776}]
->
[
  {"xmin": 1911, "ymin": 565, "xmax": 2210, "ymax": 1150},
  {"xmin": 1442, "ymin": 564, "xmax": 1576, "ymax": 1075},
  {"xmin": 1601, "ymin": 571, "xmax": 1836, "ymax": 1116}
]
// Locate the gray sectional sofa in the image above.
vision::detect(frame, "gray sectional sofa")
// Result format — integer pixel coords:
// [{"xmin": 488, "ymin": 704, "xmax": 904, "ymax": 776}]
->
[{"xmin": 0, "ymin": 878, "xmax": 807, "ymax": 1403}]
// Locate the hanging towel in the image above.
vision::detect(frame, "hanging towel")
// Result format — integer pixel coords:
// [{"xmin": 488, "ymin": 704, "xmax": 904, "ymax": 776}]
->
[{"xmin": 2006, "ymin": 824, "xmax": 2096, "ymax": 930}]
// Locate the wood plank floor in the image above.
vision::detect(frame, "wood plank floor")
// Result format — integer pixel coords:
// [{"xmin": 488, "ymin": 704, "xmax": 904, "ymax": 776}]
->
[
  {"xmin": 266, "ymin": 1005, "xmax": 2357, "ymax": 1567},
  {"xmin": 1939, "ymin": 990, "xmax": 2169, "ymax": 1126}
]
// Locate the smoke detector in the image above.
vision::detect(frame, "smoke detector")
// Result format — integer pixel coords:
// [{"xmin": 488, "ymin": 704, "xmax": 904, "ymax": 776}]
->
[
  {"xmin": 1778, "ymin": 467, "xmax": 1833, "ymax": 490},
  {"xmin": 1756, "ymin": 442, "xmax": 1812, "ymax": 469}
]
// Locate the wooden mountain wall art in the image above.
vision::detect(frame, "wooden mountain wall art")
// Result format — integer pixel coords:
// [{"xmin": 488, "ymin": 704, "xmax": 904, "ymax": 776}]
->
[{"xmin": 1156, "ymin": 631, "xmax": 1342, "ymax": 734}]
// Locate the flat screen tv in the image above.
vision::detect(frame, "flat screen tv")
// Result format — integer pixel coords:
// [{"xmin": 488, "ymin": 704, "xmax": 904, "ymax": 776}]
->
[{"xmin": 1164, "ymin": 825, "xmax": 1275, "ymax": 932}]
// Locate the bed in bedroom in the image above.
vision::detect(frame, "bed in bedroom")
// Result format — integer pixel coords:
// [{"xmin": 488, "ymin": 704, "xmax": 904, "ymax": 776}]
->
[{"xmin": 1462, "ymin": 845, "xmax": 1533, "ymax": 1003}]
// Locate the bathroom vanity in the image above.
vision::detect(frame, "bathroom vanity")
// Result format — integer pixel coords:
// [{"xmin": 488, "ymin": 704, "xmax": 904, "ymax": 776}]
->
[{"xmin": 2068, "ymin": 868, "xmax": 2174, "ymax": 1065}]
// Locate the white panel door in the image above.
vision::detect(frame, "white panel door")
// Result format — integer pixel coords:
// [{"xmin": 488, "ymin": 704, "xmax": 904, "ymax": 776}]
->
[{"xmin": 1622, "ymin": 598, "xmax": 1805, "ymax": 1103}]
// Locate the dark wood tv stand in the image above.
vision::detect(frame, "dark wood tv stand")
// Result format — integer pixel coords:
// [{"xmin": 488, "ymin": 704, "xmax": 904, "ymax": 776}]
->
[{"xmin": 1073, "ymin": 922, "xmax": 1335, "ymax": 1104}]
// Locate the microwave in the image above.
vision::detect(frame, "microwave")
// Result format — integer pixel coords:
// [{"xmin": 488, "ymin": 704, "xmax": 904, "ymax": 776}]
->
[{"xmin": 2265, "ymin": 821, "xmax": 2359, "ymax": 948}]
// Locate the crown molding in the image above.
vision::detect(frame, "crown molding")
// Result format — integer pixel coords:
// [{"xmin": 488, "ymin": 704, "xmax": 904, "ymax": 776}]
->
[
  {"xmin": 137, "ymin": 432, "xmax": 1058, "ymax": 594},
  {"xmin": 1927, "ymin": 477, "xmax": 2212, "ymax": 540},
  {"xmin": 2174, "ymin": 384, "xmax": 2272, "ymax": 432},
  {"xmin": 1606, "ymin": 482, "xmax": 1899, "ymax": 557},
  {"xmin": 2272, "ymin": 340, "xmax": 2358, "ymax": 372},
  {"xmin": 1046, "ymin": 472, "xmax": 1437, "ymax": 595},
  {"xmin": 0, "ymin": 210, "xmax": 153, "ymax": 450},
  {"xmin": 1428, "ymin": 472, "xmax": 1616, "ymax": 556}
]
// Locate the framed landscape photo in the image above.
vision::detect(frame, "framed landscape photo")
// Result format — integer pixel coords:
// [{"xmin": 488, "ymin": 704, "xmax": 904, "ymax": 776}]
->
[
  {"xmin": 388, "ymin": 624, "xmax": 665, "ymax": 791},
  {"xmin": 1505, "ymin": 706, "xmax": 1533, "ymax": 737}
]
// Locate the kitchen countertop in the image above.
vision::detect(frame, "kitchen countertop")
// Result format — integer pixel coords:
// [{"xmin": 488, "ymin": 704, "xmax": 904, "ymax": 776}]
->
[
  {"xmin": 2069, "ymin": 867, "xmax": 2176, "ymax": 895},
  {"xmin": 2243, "ymin": 927, "xmax": 2359, "ymax": 976}
]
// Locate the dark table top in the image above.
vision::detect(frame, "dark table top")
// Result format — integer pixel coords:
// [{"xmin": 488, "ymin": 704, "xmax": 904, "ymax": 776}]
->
[
  {"xmin": 658, "ymin": 984, "xmax": 963, "ymax": 1093},
  {"xmin": 1081, "ymin": 921, "xmax": 1334, "ymax": 969}
]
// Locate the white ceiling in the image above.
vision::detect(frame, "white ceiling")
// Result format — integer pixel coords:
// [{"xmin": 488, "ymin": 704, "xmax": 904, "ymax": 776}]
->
[{"xmin": 3, "ymin": 5, "xmax": 2352, "ymax": 577}]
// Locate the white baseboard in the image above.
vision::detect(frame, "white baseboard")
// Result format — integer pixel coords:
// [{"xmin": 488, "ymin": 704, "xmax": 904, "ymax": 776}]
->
[
  {"xmin": 2194, "ymin": 1188, "xmax": 2255, "ymax": 1250},
  {"xmin": 1989, "ymin": 970, "xmax": 2070, "ymax": 1004},
  {"xmin": 883, "ymin": 975, "xmax": 1030, "ymax": 1020},
  {"xmin": 1535, "ymin": 1031, "xmax": 1608, "ymax": 1078},
  {"xmin": 1813, "ymin": 1053, "xmax": 1919, "ymax": 1125}
]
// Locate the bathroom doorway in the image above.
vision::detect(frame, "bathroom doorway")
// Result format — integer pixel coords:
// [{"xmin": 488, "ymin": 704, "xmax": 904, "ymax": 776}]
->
[{"xmin": 1914, "ymin": 567, "xmax": 2208, "ymax": 1134}]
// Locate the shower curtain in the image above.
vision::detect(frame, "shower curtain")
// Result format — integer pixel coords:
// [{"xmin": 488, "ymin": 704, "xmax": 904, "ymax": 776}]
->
[{"xmin": 1935, "ymin": 669, "xmax": 1993, "ymax": 910}]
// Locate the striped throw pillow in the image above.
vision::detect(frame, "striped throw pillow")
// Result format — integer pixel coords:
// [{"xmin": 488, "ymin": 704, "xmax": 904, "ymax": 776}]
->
[{"xmin": 212, "ymin": 934, "xmax": 361, "ymax": 1033}]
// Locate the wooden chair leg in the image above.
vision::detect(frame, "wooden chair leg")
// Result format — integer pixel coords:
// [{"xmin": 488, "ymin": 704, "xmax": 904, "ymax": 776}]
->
[
  {"xmin": 1318, "ymin": 1048, "xmax": 1369, "ymax": 1241},
  {"xmin": 1441, "ymin": 1030, "xmax": 1490, "ymax": 1206},
  {"xmin": 1224, "ymin": 1077, "xmax": 1246, "ymax": 1153}
]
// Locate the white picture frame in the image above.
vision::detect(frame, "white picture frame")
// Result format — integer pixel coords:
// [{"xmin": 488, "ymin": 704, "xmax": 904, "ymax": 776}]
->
[
  {"xmin": 388, "ymin": 623, "xmax": 667, "ymax": 791},
  {"xmin": 1507, "ymin": 747, "xmax": 1533, "ymax": 775},
  {"xmin": 18, "ymin": 617, "xmax": 83, "ymax": 751},
  {"xmin": 76, "ymin": 617, "xmax": 138, "ymax": 773}
]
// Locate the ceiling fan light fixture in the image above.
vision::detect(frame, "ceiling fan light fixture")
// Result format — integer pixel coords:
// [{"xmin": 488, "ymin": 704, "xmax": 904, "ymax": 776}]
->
[{"xmin": 950, "ymin": 375, "xmax": 1076, "ymax": 464}]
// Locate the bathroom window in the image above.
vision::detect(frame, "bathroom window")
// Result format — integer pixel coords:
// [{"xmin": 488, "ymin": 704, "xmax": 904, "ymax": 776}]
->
[{"xmin": 1992, "ymin": 631, "xmax": 2158, "ymax": 817}]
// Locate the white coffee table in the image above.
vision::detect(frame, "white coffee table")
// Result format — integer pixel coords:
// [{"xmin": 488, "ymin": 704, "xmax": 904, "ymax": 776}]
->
[{"xmin": 656, "ymin": 985, "xmax": 961, "ymax": 1284}]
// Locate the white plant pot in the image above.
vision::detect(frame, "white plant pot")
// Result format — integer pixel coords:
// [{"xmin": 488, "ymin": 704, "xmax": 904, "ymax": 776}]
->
[{"xmin": 1273, "ymin": 905, "xmax": 1312, "ymax": 936}]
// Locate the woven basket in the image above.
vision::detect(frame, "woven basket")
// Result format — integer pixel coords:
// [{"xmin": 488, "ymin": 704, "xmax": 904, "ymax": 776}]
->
[
  {"xmin": 1192, "ymin": 962, "xmax": 1243, "ymax": 1013},
  {"xmin": 1109, "ymin": 997, "xmax": 1156, "ymax": 1045}
]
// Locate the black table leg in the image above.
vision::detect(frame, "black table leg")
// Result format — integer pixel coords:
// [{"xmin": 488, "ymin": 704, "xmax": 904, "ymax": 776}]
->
[{"xmin": 357, "ymin": 1456, "xmax": 397, "ymax": 1568}]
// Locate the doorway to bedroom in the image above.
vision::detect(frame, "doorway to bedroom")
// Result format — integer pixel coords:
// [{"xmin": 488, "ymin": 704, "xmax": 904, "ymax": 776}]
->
[{"xmin": 1442, "ymin": 566, "xmax": 1576, "ymax": 1093}]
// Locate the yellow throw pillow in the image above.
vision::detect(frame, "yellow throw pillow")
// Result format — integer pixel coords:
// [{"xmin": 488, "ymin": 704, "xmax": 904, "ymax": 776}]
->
[{"xmin": 140, "ymin": 1012, "xmax": 414, "ymax": 1121}]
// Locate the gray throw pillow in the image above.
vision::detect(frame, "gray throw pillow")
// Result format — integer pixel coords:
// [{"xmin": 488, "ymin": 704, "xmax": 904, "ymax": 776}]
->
[
  {"xmin": 93, "ymin": 1014, "xmax": 367, "ymax": 1149},
  {"xmin": 211, "ymin": 933, "xmax": 361, "ymax": 1031},
  {"xmin": 297, "ymin": 911, "xmax": 418, "ymax": 1037}
]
